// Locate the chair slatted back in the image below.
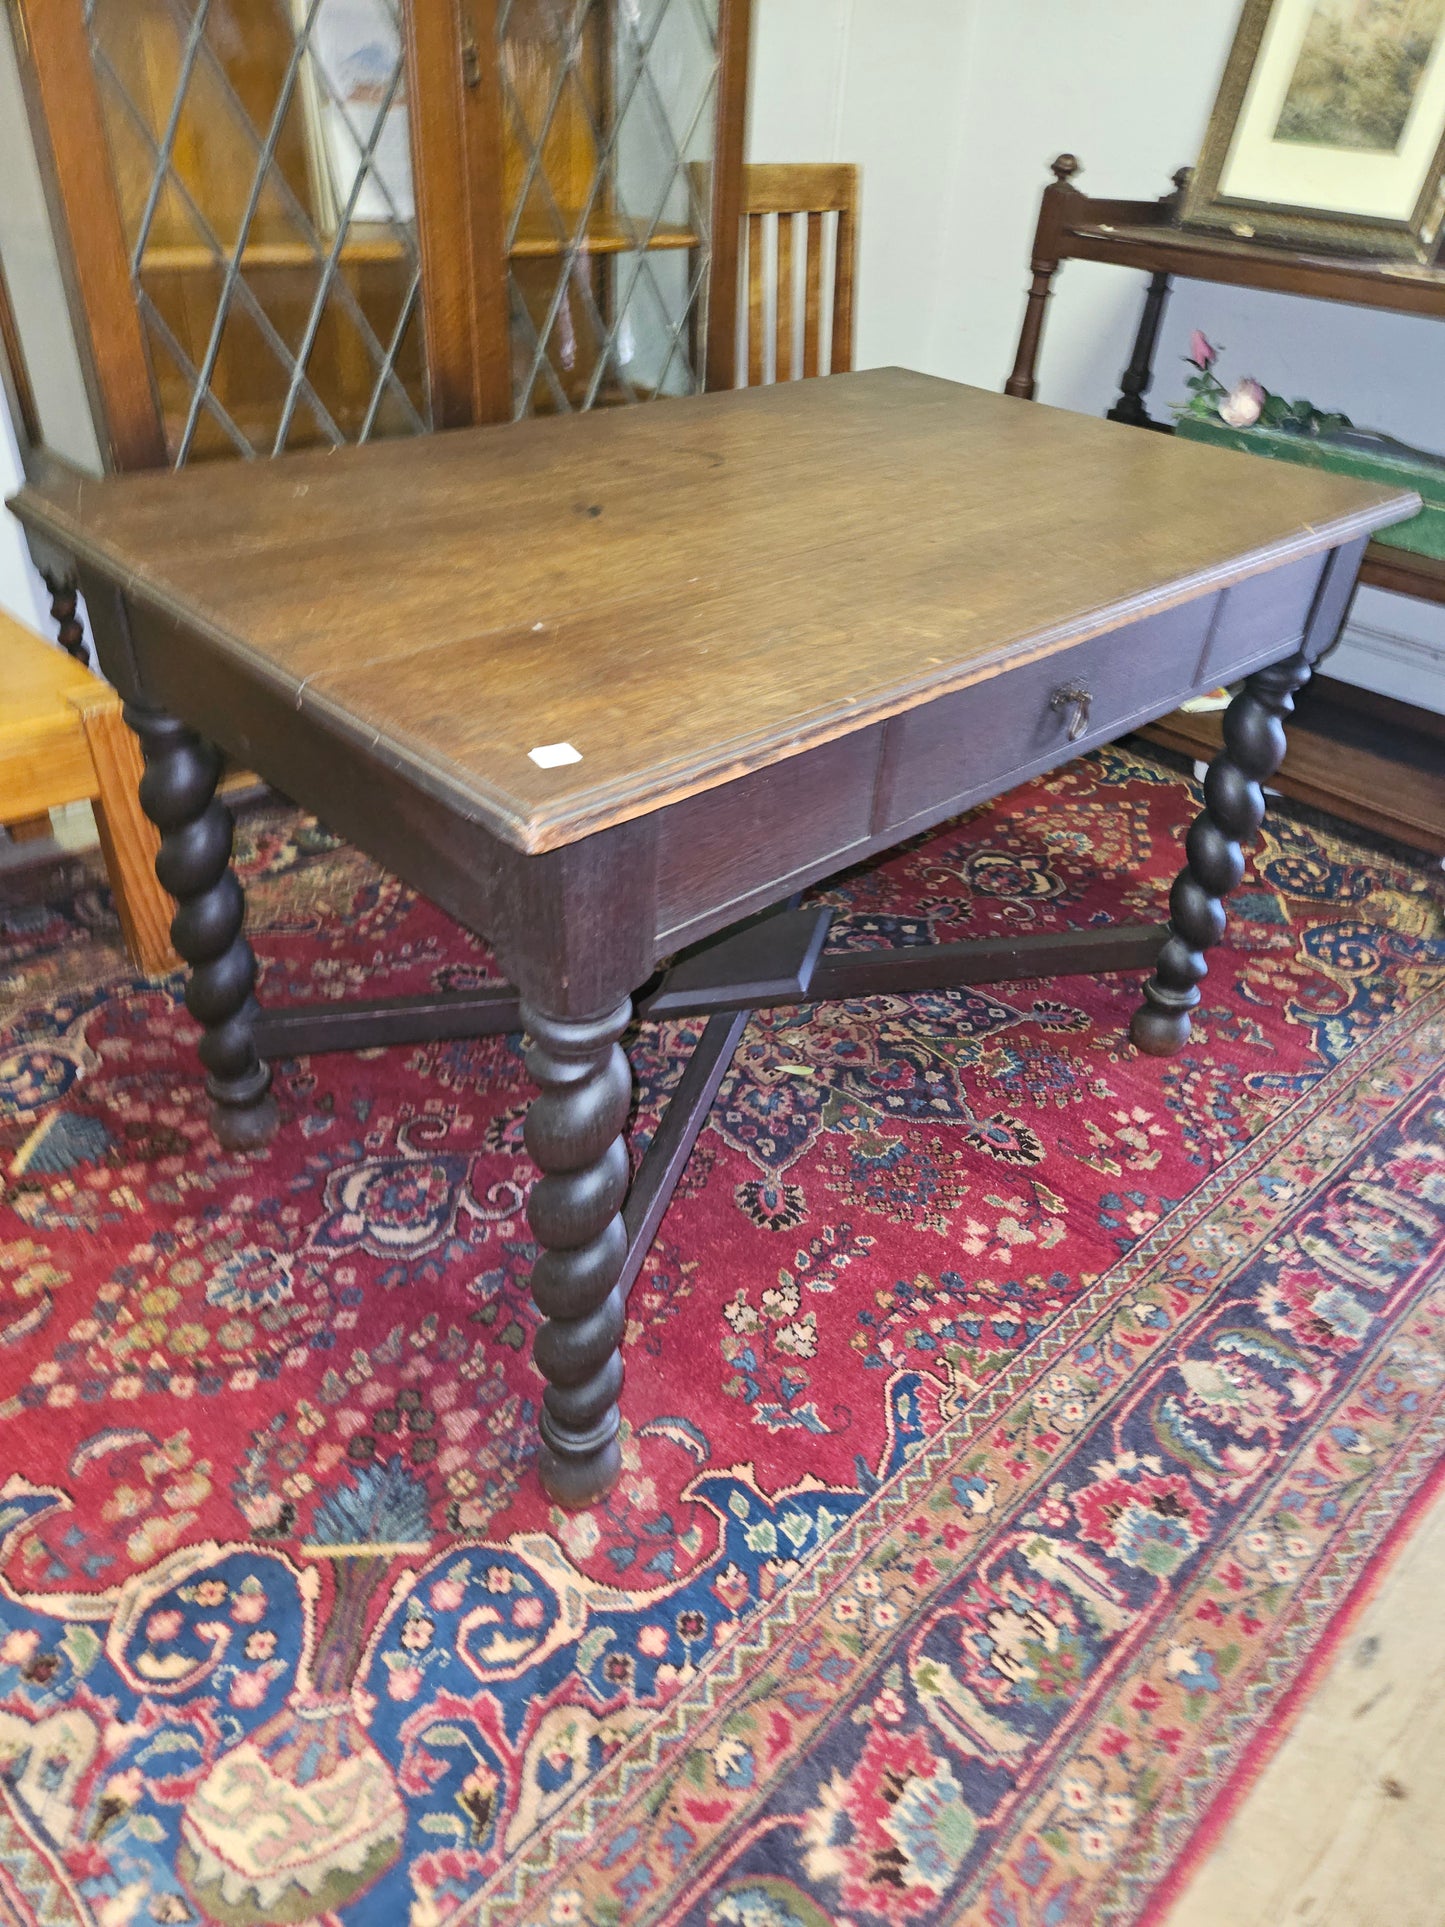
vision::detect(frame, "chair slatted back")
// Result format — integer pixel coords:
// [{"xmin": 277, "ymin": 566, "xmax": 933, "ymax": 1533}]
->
[{"xmin": 740, "ymin": 163, "xmax": 858, "ymax": 385}]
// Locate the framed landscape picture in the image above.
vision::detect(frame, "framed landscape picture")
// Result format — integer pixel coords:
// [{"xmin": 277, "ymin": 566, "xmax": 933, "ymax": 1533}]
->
[{"xmin": 1182, "ymin": 0, "xmax": 1445, "ymax": 260}]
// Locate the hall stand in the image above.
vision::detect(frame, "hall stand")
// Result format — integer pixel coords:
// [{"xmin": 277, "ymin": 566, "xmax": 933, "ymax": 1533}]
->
[{"xmin": 1007, "ymin": 155, "xmax": 1445, "ymax": 856}]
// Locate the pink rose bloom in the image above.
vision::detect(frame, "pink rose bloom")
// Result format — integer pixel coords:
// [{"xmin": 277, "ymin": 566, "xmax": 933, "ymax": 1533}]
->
[
  {"xmin": 513, "ymin": 1596, "xmax": 545, "ymax": 1629},
  {"xmin": 146, "ymin": 1611, "xmax": 184, "ymax": 1644},
  {"xmin": 1219, "ymin": 377, "xmax": 1266, "ymax": 427},
  {"xmin": 637, "ymin": 1624, "xmax": 669, "ymax": 1657},
  {"xmin": 387, "ymin": 1662, "xmax": 425, "ymax": 1702},
  {"xmin": 429, "ymin": 1577, "xmax": 466, "ymax": 1614},
  {"xmin": 230, "ymin": 1589, "xmax": 267, "ymax": 1624},
  {"xmin": 1187, "ymin": 330, "xmax": 1217, "ymax": 369}
]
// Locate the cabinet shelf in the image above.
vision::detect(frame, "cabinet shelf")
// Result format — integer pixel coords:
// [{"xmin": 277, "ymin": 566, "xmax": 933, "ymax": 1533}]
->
[{"xmin": 140, "ymin": 217, "xmax": 701, "ymax": 278}]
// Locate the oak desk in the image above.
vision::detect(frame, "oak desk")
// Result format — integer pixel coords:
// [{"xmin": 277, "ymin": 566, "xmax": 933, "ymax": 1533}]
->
[{"xmin": 8, "ymin": 370, "xmax": 1416, "ymax": 1505}]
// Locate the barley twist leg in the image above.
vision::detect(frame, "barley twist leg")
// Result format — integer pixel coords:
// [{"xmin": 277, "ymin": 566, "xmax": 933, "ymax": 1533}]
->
[
  {"xmin": 521, "ymin": 997, "xmax": 633, "ymax": 1506},
  {"xmin": 126, "ymin": 702, "xmax": 277, "ymax": 1148},
  {"xmin": 1132, "ymin": 654, "xmax": 1310, "ymax": 1056}
]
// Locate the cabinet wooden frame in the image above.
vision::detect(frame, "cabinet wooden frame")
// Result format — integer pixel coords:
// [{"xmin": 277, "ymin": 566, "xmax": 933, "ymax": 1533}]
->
[{"xmin": 5, "ymin": 0, "xmax": 751, "ymax": 471}]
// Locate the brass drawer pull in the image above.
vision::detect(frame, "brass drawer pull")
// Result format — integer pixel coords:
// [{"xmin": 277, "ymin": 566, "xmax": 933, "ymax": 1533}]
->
[{"xmin": 1051, "ymin": 682, "xmax": 1093, "ymax": 742}]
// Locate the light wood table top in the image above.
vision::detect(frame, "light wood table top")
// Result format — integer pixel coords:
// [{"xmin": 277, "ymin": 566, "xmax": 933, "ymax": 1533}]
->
[{"xmin": 12, "ymin": 370, "xmax": 1415, "ymax": 854}]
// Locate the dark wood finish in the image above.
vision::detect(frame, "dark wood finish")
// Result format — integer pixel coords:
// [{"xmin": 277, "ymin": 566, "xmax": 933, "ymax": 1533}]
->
[
  {"xmin": 253, "ymin": 985, "xmax": 520, "ymax": 1060},
  {"xmin": 811, "ymin": 924, "xmax": 1166, "ymax": 1001},
  {"xmin": 124, "ymin": 701, "xmax": 277, "ymax": 1146},
  {"xmin": 1008, "ymin": 160, "xmax": 1445, "ymax": 437},
  {"xmin": 1134, "ymin": 653, "xmax": 1313, "ymax": 1053},
  {"xmin": 1143, "ymin": 672, "xmax": 1445, "ymax": 856},
  {"xmin": 1133, "ymin": 538, "xmax": 1367, "ymax": 1051},
  {"xmin": 44, "ymin": 577, "xmax": 87, "ymax": 665},
  {"xmin": 1052, "ymin": 203, "xmax": 1445, "ymax": 321},
  {"xmin": 1107, "ymin": 271, "xmax": 1173, "ymax": 430},
  {"xmin": 9, "ymin": 374, "xmax": 1416, "ymax": 1503},
  {"xmin": 640, "ymin": 906, "xmax": 833, "ymax": 1017},
  {"xmin": 1103, "ymin": 166, "xmax": 1189, "ymax": 431},
  {"xmin": 250, "ymin": 913, "xmax": 1163, "ymax": 1062},
  {"xmin": 12, "ymin": 372, "xmax": 1411, "ymax": 857},
  {"xmin": 1005, "ymin": 154, "xmax": 1083, "ymax": 402},
  {"xmin": 1303, "ymin": 672, "xmax": 1445, "ymax": 745},
  {"xmin": 521, "ymin": 996, "xmax": 633, "ymax": 1506},
  {"xmin": 618, "ymin": 1008, "xmax": 749, "ymax": 1299}
]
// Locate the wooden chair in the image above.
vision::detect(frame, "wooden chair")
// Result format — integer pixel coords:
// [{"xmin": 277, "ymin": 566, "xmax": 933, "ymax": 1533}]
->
[
  {"xmin": 1, "ymin": 611, "xmax": 175, "ymax": 974},
  {"xmin": 740, "ymin": 163, "xmax": 858, "ymax": 387}
]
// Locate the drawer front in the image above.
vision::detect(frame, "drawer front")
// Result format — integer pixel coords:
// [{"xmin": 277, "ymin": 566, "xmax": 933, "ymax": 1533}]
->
[
  {"xmin": 654, "ymin": 728, "xmax": 881, "ymax": 946},
  {"xmin": 875, "ymin": 591, "xmax": 1217, "ymax": 836},
  {"xmin": 1198, "ymin": 553, "xmax": 1322, "ymax": 684}
]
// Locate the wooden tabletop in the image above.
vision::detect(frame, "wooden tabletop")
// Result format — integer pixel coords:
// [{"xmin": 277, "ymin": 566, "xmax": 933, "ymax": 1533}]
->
[{"xmin": 10, "ymin": 370, "xmax": 1416, "ymax": 854}]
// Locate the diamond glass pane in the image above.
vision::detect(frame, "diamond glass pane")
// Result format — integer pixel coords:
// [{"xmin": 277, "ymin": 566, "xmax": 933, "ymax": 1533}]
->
[
  {"xmin": 499, "ymin": 0, "xmax": 720, "ymax": 416},
  {"xmin": 85, "ymin": 0, "xmax": 429, "ymax": 463}
]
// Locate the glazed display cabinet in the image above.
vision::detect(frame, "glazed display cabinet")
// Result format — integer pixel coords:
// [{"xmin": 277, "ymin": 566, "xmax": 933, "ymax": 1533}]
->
[{"xmin": 0, "ymin": 0, "xmax": 749, "ymax": 474}]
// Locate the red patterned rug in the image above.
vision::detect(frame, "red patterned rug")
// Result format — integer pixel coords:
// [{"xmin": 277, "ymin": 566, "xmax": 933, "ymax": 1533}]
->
[{"xmin": 0, "ymin": 743, "xmax": 1442, "ymax": 1927}]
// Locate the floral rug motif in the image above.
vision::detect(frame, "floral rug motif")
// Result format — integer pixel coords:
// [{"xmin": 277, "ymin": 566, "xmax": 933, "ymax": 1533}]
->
[{"xmin": 0, "ymin": 745, "xmax": 1441, "ymax": 1927}]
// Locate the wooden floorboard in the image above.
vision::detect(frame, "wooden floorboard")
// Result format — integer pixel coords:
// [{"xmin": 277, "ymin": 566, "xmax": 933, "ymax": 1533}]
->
[{"xmin": 1165, "ymin": 1481, "xmax": 1445, "ymax": 1927}]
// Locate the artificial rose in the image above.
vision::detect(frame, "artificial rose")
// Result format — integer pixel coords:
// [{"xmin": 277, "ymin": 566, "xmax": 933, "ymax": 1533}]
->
[
  {"xmin": 1187, "ymin": 330, "xmax": 1217, "ymax": 369},
  {"xmin": 1219, "ymin": 377, "xmax": 1266, "ymax": 427}
]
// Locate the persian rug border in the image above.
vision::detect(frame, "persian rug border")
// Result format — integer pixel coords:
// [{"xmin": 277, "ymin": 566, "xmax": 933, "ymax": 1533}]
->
[
  {"xmin": 473, "ymin": 980, "xmax": 1445, "ymax": 1919},
  {"xmin": 1133, "ymin": 1445, "xmax": 1445, "ymax": 1927}
]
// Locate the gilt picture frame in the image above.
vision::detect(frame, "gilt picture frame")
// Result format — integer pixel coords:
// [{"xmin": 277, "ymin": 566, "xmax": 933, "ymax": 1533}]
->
[{"xmin": 1182, "ymin": 0, "xmax": 1445, "ymax": 261}]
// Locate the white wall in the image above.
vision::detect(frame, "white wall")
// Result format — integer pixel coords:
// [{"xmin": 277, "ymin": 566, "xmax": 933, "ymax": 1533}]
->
[
  {"xmin": 748, "ymin": 0, "xmax": 1445, "ymax": 712},
  {"xmin": 0, "ymin": 399, "xmax": 48, "ymax": 635},
  {"xmin": 0, "ymin": 10, "xmax": 101, "ymax": 636},
  {"xmin": 3, "ymin": 6, "xmax": 1442, "ymax": 704}
]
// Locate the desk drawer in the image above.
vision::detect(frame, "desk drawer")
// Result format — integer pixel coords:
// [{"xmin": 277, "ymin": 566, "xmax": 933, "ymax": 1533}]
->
[{"xmin": 875, "ymin": 592, "xmax": 1218, "ymax": 835}]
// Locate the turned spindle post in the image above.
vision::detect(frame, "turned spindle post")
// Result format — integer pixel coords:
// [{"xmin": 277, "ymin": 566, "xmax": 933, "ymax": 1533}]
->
[
  {"xmin": 45, "ymin": 573, "xmax": 89, "ymax": 664},
  {"xmin": 521, "ymin": 997, "xmax": 634, "ymax": 1507},
  {"xmin": 1005, "ymin": 154, "xmax": 1081, "ymax": 403},
  {"xmin": 1132, "ymin": 654, "xmax": 1311, "ymax": 1056},
  {"xmin": 126, "ymin": 702, "xmax": 278, "ymax": 1149}
]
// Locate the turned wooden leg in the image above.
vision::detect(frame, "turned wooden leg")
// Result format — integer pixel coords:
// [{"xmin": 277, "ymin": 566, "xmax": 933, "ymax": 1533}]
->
[
  {"xmin": 1106, "ymin": 270, "xmax": 1172, "ymax": 429},
  {"xmin": 1004, "ymin": 155, "xmax": 1081, "ymax": 402},
  {"xmin": 1004, "ymin": 261, "xmax": 1061, "ymax": 402},
  {"xmin": 521, "ymin": 997, "xmax": 633, "ymax": 1507},
  {"xmin": 44, "ymin": 572, "xmax": 89, "ymax": 665},
  {"xmin": 1132, "ymin": 653, "xmax": 1310, "ymax": 1056},
  {"xmin": 125, "ymin": 701, "xmax": 278, "ymax": 1149}
]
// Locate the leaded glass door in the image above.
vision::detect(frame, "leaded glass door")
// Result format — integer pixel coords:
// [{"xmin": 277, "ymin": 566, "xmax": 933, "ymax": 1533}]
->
[
  {"xmin": 3, "ymin": 0, "xmax": 749, "ymax": 471},
  {"xmin": 500, "ymin": 0, "xmax": 727, "ymax": 415},
  {"xmin": 85, "ymin": 0, "xmax": 430, "ymax": 462}
]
